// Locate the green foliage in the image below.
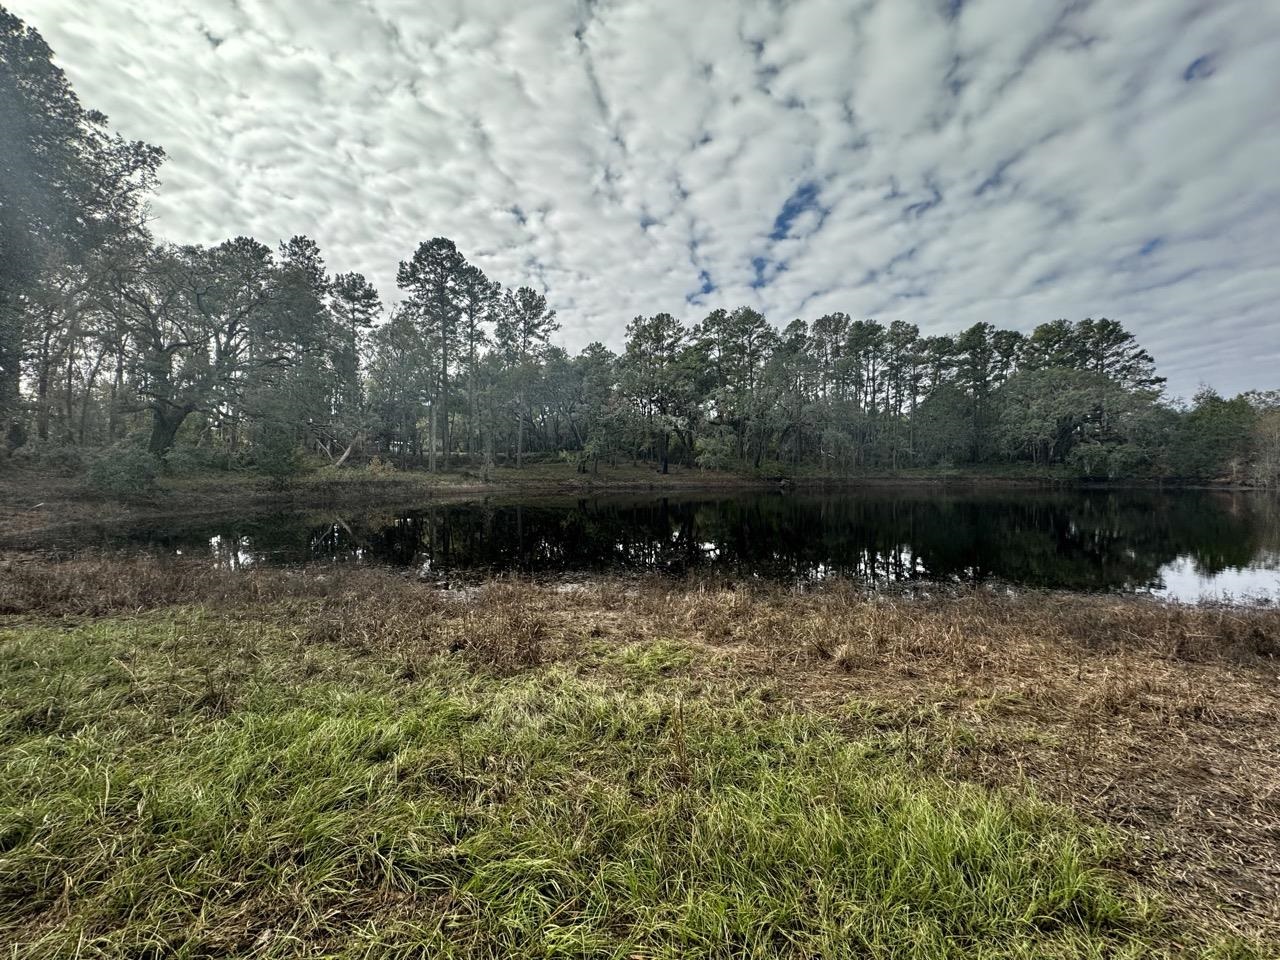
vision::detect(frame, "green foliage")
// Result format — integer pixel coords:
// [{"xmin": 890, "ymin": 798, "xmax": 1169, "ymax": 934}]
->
[
  {"xmin": 695, "ymin": 429, "xmax": 735, "ymax": 471},
  {"xmin": 1170, "ymin": 389, "xmax": 1258, "ymax": 481},
  {"xmin": 85, "ymin": 442, "xmax": 158, "ymax": 497},
  {"xmin": 5, "ymin": 9, "xmax": 1276, "ymax": 484},
  {"xmin": 1, "ymin": 10, "xmax": 163, "ymax": 444},
  {"xmin": 9, "ymin": 439, "xmax": 84, "ymax": 476},
  {"xmin": 817, "ymin": 425, "xmax": 857, "ymax": 471},
  {"xmin": 251, "ymin": 421, "xmax": 307, "ymax": 488},
  {"xmin": 913, "ymin": 384, "xmax": 973, "ymax": 467},
  {"xmin": 162, "ymin": 442, "xmax": 232, "ymax": 475},
  {"xmin": 997, "ymin": 370, "xmax": 1111, "ymax": 466}
]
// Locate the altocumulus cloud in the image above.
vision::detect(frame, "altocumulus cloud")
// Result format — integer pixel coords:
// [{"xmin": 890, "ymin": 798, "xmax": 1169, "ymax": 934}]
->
[{"xmin": 11, "ymin": 0, "xmax": 1280, "ymax": 397}]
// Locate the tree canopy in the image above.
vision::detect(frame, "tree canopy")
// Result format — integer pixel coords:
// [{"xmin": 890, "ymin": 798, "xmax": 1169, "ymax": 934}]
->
[{"xmin": 2, "ymin": 7, "xmax": 1275, "ymax": 486}]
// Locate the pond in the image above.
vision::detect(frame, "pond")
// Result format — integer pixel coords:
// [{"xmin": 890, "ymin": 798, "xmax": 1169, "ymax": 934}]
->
[{"xmin": 40, "ymin": 488, "xmax": 1280, "ymax": 601}]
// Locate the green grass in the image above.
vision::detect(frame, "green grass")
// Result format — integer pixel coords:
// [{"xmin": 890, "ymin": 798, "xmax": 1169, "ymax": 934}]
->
[
  {"xmin": 608, "ymin": 638, "xmax": 696, "ymax": 680},
  {"xmin": 0, "ymin": 608, "xmax": 1261, "ymax": 958}
]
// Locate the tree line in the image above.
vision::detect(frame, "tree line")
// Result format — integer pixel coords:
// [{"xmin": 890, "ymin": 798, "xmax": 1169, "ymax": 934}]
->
[{"xmin": 3, "ymin": 9, "xmax": 1278, "ymax": 486}]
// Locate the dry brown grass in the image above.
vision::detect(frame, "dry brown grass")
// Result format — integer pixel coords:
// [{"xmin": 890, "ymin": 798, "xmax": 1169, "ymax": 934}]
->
[
  {"xmin": 3, "ymin": 554, "xmax": 1278, "ymax": 938},
  {"xmin": 614, "ymin": 583, "xmax": 1280, "ymax": 939},
  {"xmin": 0, "ymin": 555, "xmax": 566, "ymax": 673}
]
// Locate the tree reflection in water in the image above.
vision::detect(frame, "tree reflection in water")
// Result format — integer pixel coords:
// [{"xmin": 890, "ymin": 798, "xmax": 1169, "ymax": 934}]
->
[{"xmin": 83, "ymin": 489, "xmax": 1280, "ymax": 599}]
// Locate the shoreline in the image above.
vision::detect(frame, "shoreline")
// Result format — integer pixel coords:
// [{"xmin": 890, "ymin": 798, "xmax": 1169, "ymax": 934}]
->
[{"xmin": 1, "ymin": 462, "xmax": 1272, "ymax": 545}]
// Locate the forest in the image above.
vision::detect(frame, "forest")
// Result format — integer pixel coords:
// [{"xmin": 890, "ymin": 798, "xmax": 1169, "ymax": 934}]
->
[{"xmin": 3, "ymin": 10, "xmax": 1278, "ymax": 489}]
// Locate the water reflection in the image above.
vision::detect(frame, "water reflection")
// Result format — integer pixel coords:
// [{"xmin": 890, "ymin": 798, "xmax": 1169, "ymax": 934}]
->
[{"xmin": 75, "ymin": 489, "xmax": 1280, "ymax": 600}]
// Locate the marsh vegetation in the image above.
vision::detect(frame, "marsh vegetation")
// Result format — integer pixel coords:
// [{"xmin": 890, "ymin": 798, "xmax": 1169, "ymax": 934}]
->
[{"xmin": 2, "ymin": 556, "xmax": 1278, "ymax": 956}]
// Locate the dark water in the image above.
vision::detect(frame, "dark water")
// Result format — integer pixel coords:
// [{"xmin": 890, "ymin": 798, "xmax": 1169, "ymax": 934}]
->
[{"xmin": 47, "ymin": 489, "xmax": 1280, "ymax": 600}]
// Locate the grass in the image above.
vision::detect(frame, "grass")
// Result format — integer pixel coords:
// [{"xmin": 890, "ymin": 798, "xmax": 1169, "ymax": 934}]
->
[{"xmin": 1, "ymin": 559, "xmax": 1277, "ymax": 957}]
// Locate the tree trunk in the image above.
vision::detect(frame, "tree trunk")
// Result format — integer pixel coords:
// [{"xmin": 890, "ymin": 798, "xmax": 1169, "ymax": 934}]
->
[
  {"xmin": 78, "ymin": 349, "xmax": 106, "ymax": 445},
  {"xmin": 483, "ymin": 407, "xmax": 495, "ymax": 482},
  {"xmin": 107, "ymin": 344, "xmax": 125, "ymax": 441},
  {"xmin": 516, "ymin": 393, "xmax": 525, "ymax": 469},
  {"xmin": 0, "ymin": 292, "xmax": 24, "ymax": 450},
  {"xmin": 428, "ymin": 401, "xmax": 438, "ymax": 473},
  {"xmin": 149, "ymin": 403, "xmax": 191, "ymax": 456},
  {"xmin": 63, "ymin": 348, "xmax": 77, "ymax": 444},
  {"xmin": 440, "ymin": 338, "xmax": 450, "ymax": 469},
  {"xmin": 516, "ymin": 413, "xmax": 524, "ymax": 468},
  {"xmin": 467, "ymin": 338, "xmax": 477, "ymax": 458},
  {"xmin": 35, "ymin": 329, "xmax": 53, "ymax": 442},
  {"xmin": 333, "ymin": 433, "xmax": 360, "ymax": 467}
]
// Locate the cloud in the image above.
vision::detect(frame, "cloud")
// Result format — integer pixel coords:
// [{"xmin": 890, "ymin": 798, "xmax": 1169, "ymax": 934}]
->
[{"xmin": 12, "ymin": 0, "xmax": 1280, "ymax": 397}]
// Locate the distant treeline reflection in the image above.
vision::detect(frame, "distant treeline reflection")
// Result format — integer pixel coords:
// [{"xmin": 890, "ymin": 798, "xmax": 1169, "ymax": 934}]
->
[{"xmin": 148, "ymin": 490, "xmax": 1280, "ymax": 593}]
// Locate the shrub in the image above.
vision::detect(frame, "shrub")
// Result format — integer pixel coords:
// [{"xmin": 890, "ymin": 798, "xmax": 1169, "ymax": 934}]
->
[
  {"xmin": 10, "ymin": 440, "xmax": 85, "ymax": 476},
  {"xmin": 86, "ymin": 443, "xmax": 159, "ymax": 497},
  {"xmin": 366, "ymin": 456, "xmax": 396, "ymax": 477},
  {"xmin": 164, "ymin": 443, "xmax": 234, "ymax": 475},
  {"xmin": 695, "ymin": 431, "xmax": 734, "ymax": 471},
  {"xmin": 252, "ymin": 424, "xmax": 308, "ymax": 489}
]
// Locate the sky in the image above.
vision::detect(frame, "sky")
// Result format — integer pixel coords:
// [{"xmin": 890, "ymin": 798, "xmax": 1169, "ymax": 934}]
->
[{"xmin": 11, "ymin": 0, "xmax": 1280, "ymax": 398}]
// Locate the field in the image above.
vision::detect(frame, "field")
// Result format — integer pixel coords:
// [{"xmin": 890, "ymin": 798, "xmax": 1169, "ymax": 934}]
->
[{"xmin": 1, "ymin": 556, "xmax": 1277, "ymax": 957}]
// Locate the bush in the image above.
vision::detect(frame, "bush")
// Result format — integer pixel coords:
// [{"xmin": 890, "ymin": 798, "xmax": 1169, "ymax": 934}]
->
[
  {"xmin": 695, "ymin": 431, "xmax": 735, "ymax": 471},
  {"xmin": 164, "ymin": 443, "xmax": 234, "ymax": 475},
  {"xmin": 10, "ymin": 440, "xmax": 85, "ymax": 476},
  {"xmin": 365, "ymin": 456, "xmax": 396, "ymax": 477},
  {"xmin": 252, "ymin": 423, "xmax": 308, "ymax": 489},
  {"xmin": 87, "ymin": 443, "xmax": 159, "ymax": 497}
]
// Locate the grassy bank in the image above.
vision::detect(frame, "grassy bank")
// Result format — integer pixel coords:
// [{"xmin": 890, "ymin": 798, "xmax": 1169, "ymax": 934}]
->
[{"xmin": 1, "ymin": 559, "xmax": 1278, "ymax": 957}]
